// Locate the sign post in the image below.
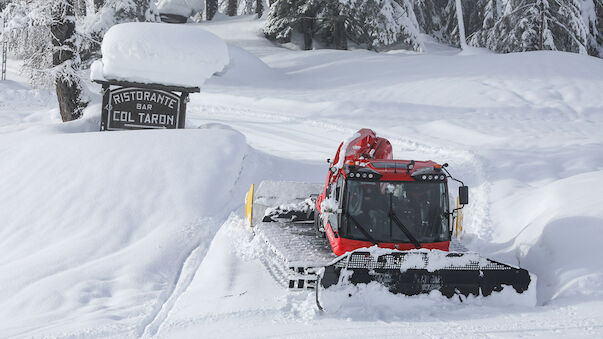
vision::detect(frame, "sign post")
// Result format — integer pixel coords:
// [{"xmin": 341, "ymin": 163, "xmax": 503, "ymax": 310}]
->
[{"xmin": 94, "ymin": 80, "xmax": 200, "ymax": 131}]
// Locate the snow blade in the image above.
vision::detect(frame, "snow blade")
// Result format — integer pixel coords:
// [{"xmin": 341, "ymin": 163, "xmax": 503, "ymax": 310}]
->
[
  {"xmin": 250, "ymin": 181, "xmax": 322, "ymax": 225},
  {"xmin": 319, "ymin": 250, "xmax": 531, "ymax": 299}
]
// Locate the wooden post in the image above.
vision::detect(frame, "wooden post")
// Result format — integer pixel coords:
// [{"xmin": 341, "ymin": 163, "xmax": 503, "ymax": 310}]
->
[
  {"xmin": 100, "ymin": 84, "xmax": 110, "ymax": 131},
  {"xmin": 333, "ymin": 15, "xmax": 347, "ymax": 50}
]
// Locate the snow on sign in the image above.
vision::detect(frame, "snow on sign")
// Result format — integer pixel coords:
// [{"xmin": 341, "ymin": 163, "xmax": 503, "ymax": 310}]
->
[{"xmin": 95, "ymin": 80, "xmax": 199, "ymax": 131}]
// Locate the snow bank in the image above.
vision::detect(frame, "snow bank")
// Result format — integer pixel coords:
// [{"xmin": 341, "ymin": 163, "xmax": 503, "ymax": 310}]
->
[
  {"xmin": 0, "ymin": 119, "xmax": 324, "ymax": 337},
  {"xmin": 92, "ymin": 22, "xmax": 229, "ymax": 87},
  {"xmin": 490, "ymin": 170, "xmax": 603, "ymax": 304},
  {"xmin": 0, "ymin": 126, "xmax": 249, "ymax": 337}
]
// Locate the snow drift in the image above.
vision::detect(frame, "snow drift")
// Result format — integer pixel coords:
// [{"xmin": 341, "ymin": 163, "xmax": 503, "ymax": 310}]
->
[{"xmin": 0, "ymin": 121, "xmax": 320, "ymax": 337}]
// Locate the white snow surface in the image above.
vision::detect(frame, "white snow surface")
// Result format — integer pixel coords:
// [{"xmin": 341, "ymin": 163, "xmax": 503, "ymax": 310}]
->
[
  {"xmin": 1, "ymin": 15, "xmax": 603, "ymax": 338},
  {"xmin": 157, "ymin": 0, "xmax": 205, "ymax": 17},
  {"xmin": 93, "ymin": 22, "xmax": 229, "ymax": 87}
]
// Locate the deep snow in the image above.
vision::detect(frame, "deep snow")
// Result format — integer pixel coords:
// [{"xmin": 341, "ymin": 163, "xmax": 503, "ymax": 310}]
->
[
  {"xmin": 1, "ymin": 15, "xmax": 602, "ymax": 338},
  {"xmin": 92, "ymin": 22, "xmax": 229, "ymax": 88}
]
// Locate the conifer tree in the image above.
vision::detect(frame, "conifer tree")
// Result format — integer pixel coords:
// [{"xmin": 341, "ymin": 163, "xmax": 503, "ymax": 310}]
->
[
  {"xmin": 414, "ymin": 0, "xmax": 459, "ymax": 46},
  {"xmin": 206, "ymin": 0, "xmax": 218, "ymax": 20},
  {"xmin": 227, "ymin": 0, "xmax": 238, "ymax": 16},
  {"xmin": 265, "ymin": 0, "xmax": 422, "ymax": 51},
  {"xmin": 1, "ymin": 0, "xmax": 159, "ymax": 121},
  {"xmin": 469, "ymin": 0, "xmax": 589, "ymax": 54}
]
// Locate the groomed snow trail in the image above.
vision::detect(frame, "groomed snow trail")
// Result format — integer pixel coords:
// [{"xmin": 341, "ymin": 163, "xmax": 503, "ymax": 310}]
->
[{"xmin": 139, "ymin": 219, "xmax": 215, "ymax": 337}]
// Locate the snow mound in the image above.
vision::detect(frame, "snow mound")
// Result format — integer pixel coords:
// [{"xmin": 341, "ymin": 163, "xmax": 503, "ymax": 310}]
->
[
  {"xmin": 492, "ymin": 170, "xmax": 603, "ymax": 304},
  {"xmin": 156, "ymin": 0, "xmax": 204, "ymax": 17},
  {"xmin": 91, "ymin": 22, "xmax": 229, "ymax": 87},
  {"xmin": 0, "ymin": 127, "xmax": 249, "ymax": 336}
]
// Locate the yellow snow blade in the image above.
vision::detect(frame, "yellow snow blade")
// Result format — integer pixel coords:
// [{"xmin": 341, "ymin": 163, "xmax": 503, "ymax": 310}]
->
[
  {"xmin": 455, "ymin": 196, "xmax": 464, "ymax": 238},
  {"xmin": 245, "ymin": 184, "xmax": 254, "ymax": 227}
]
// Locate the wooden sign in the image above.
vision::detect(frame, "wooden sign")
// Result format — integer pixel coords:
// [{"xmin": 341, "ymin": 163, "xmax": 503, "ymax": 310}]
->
[{"xmin": 95, "ymin": 80, "xmax": 200, "ymax": 131}]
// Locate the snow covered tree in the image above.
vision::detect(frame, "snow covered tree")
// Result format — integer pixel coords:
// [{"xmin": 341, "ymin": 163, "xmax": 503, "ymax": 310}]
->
[
  {"xmin": 216, "ymin": 0, "xmax": 266, "ymax": 17},
  {"xmin": 227, "ymin": 0, "xmax": 237, "ymax": 15},
  {"xmin": 341, "ymin": 0, "xmax": 423, "ymax": 51},
  {"xmin": 1, "ymin": 0, "xmax": 159, "ymax": 121},
  {"xmin": 468, "ymin": 0, "xmax": 590, "ymax": 54},
  {"xmin": 206, "ymin": 0, "xmax": 218, "ymax": 19},
  {"xmin": 585, "ymin": 0, "xmax": 603, "ymax": 57},
  {"xmin": 264, "ymin": 0, "xmax": 309, "ymax": 43},
  {"xmin": 414, "ymin": 0, "xmax": 459, "ymax": 46},
  {"xmin": 264, "ymin": 0, "xmax": 422, "ymax": 51},
  {"xmin": 0, "ymin": 0, "xmax": 9, "ymax": 12},
  {"xmin": 256, "ymin": 0, "xmax": 264, "ymax": 17},
  {"xmin": 52, "ymin": 0, "xmax": 87, "ymax": 121}
]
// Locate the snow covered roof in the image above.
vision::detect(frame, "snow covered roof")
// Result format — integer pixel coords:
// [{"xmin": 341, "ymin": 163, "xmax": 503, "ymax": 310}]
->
[{"xmin": 91, "ymin": 22, "xmax": 229, "ymax": 88}]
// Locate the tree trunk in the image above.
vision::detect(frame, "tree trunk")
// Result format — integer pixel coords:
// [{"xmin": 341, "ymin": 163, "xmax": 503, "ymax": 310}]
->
[
  {"xmin": 455, "ymin": 0, "xmax": 467, "ymax": 49},
  {"xmin": 302, "ymin": 17, "xmax": 313, "ymax": 50},
  {"xmin": 51, "ymin": 0, "xmax": 86, "ymax": 122},
  {"xmin": 206, "ymin": 0, "xmax": 218, "ymax": 20},
  {"xmin": 256, "ymin": 0, "xmax": 264, "ymax": 18},
  {"xmin": 227, "ymin": 0, "xmax": 237, "ymax": 16},
  {"xmin": 93, "ymin": 0, "xmax": 104, "ymax": 12},
  {"xmin": 538, "ymin": 2, "xmax": 546, "ymax": 51},
  {"xmin": 333, "ymin": 15, "xmax": 347, "ymax": 50}
]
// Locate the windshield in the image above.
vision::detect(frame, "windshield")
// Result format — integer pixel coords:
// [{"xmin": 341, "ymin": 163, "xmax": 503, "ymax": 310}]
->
[{"xmin": 341, "ymin": 180, "xmax": 449, "ymax": 243}]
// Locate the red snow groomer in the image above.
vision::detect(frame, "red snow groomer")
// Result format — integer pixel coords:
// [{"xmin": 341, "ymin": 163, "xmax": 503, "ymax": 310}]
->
[{"xmin": 247, "ymin": 129, "xmax": 532, "ymax": 305}]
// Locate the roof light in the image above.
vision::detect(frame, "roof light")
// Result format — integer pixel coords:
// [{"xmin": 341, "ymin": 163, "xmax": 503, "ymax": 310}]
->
[{"xmin": 428, "ymin": 175, "xmax": 433, "ymax": 180}]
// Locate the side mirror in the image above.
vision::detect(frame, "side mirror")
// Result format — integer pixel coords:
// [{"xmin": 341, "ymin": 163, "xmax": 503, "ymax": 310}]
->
[{"xmin": 459, "ymin": 186, "xmax": 469, "ymax": 205}]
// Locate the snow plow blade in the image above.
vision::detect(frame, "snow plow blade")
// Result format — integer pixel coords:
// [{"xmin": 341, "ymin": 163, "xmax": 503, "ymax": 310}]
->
[
  {"xmin": 319, "ymin": 250, "xmax": 531, "ymax": 298},
  {"xmin": 248, "ymin": 181, "xmax": 321, "ymax": 225}
]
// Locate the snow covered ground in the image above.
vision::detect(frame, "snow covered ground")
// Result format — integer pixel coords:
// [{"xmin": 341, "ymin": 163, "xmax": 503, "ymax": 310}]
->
[{"xmin": 1, "ymin": 15, "xmax": 602, "ymax": 337}]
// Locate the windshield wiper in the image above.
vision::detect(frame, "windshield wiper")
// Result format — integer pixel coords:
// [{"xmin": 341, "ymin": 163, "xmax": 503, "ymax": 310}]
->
[
  {"xmin": 388, "ymin": 212, "xmax": 422, "ymax": 249},
  {"xmin": 347, "ymin": 213, "xmax": 379, "ymax": 245}
]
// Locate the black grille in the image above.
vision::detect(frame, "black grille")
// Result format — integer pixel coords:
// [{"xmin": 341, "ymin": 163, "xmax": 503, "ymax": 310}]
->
[{"xmin": 334, "ymin": 251, "xmax": 512, "ymax": 271}]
